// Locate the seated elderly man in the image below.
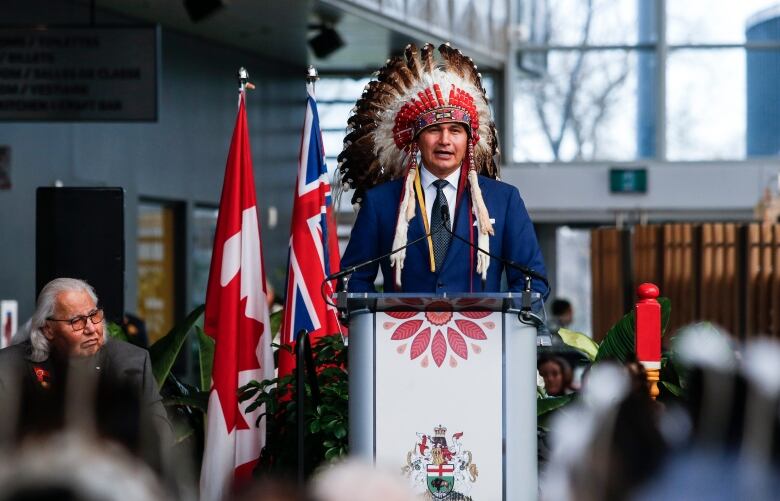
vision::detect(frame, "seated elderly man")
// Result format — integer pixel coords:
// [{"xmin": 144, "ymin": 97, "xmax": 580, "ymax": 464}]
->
[{"xmin": 0, "ymin": 278, "xmax": 172, "ymax": 465}]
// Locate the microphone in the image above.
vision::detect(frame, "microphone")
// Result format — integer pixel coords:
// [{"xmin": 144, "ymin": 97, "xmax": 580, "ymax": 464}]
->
[
  {"xmin": 324, "ymin": 220, "xmax": 446, "ymax": 323},
  {"xmin": 324, "ymin": 220, "xmax": 445, "ymax": 284},
  {"xmin": 437, "ymin": 205, "xmax": 546, "ymax": 326},
  {"xmin": 438, "ymin": 204, "xmax": 549, "ymax": 289}
]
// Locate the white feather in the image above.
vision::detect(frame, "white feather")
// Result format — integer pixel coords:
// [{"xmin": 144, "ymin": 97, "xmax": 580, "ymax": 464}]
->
[
  {"xmin": 469, "ymin": 169, "xmax": 492, "ymax": 280},
  {"xmin": 389, "ymin": 171, "xmax": 416, "ymax": 287}
]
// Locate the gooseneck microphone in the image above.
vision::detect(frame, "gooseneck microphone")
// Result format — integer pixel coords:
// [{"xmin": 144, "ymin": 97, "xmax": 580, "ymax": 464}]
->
[
  {"xmin": 322, "ymin": 220, "xmax": 447, "ymax": 319},
  {"xmin": 438, "ymin": 205, "xmax": 549, "ymax": 289},
  {"xmin": 325, "ymin": 223, "xmax": 445, "ymax": 284},
  {"xmin": 438, "ymin": 205, "xmax": 547, "ymax": 327}
]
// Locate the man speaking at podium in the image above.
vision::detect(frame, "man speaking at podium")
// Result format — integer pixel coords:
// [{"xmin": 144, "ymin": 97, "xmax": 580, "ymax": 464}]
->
[{"xmin": 339, "ymin": 43, "xmax": 548, "ymax": 297}]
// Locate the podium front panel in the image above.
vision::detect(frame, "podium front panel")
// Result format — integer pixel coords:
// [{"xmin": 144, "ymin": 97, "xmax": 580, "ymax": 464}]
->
[
  {"xmin": 347, "ymin": 294, "xmax": 538, "ymax": 501},
  {"xmin": 376, "ymin": 309, "xmax": 503, "ymax": 499}
]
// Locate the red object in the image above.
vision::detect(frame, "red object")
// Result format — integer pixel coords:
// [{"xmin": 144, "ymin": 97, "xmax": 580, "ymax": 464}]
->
[
  {"xmin": 419, "ymin": 435, "xmax": 428, "ymax": 455},
  {"xmin": 635, "ymin": 283, "xmax": 661, "ymax": 367},
  {"xmin": 427, "ymin": 463, "xmax": 456, "ymax": 475},
  {"xmin": 3, "ymin": 312, "xmax": 11, "ymax": 347},
  {"xmin": 32, "ymin": 366, "xmax": 50, "ymax": 388},
  {"xmin": 278, "ymin": 84, "xmax": 343, "ymax": 377},
  {"xmin": 200, "ymin": 91, "xmax": 274, "ymax": 501}
]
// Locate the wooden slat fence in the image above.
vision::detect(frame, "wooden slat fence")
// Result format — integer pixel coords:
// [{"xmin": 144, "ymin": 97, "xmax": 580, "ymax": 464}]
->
[
  {"xmin": 591, "ymin": 228, "xmax": 629, "ymax": 342},
  {"xmin": 591, "ymin": 223, "xmax": 780, "ymax": 339}
]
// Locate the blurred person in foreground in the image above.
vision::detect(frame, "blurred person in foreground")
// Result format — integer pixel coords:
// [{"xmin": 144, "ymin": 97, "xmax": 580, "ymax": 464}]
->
[
  {"xmin": 232, "ymin": 477, "xmax": 311, "ymax": 501},
  {"xmin": 541, "ymin": 363, "xmax": 666, "ymax": 501},
  {"xmin": 0, "ymin": 278, "xmax": 172, "ymax": 469},
  {"xmin": 309, "ymin": 459, "xmax": 416, "ymax": 501},
  {"xmin": 0, "ymin": 430, "xmax": 168, "ymax": 501}
]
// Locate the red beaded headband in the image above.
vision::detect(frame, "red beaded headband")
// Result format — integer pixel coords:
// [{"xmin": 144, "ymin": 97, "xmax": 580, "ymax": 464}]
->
[{"xmin": 391, "ymin": 83, "xmax": 481, "ymax": 149}]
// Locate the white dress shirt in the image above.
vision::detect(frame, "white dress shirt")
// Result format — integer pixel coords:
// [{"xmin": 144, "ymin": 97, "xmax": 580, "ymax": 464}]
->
[{"xmin": 419, "ymin": 165, "xmax": 460, "ymax": 227}]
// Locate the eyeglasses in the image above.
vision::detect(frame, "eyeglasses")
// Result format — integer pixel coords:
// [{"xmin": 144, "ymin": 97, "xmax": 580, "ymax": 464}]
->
[{"xmin": 47, "ymin": 308, "xmax": 104, "ymax": 331}]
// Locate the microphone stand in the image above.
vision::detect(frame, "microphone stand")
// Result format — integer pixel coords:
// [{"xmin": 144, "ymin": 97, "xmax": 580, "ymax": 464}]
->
[
  {"xmin": 324, "ymin": 224, "xmax": 444, "ymax": 323},
  {"xmin": 437, "ymin": 206, "xmax": 546, "ymax": 327}
]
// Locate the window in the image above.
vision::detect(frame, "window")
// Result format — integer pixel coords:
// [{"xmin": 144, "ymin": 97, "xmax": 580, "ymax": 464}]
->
[
  {"xmin": 517, "ymin": 0, "xmax": 780, "ymax": 162},
  {"xmin": 191, "ymin": 206, "xmax": 218, "ymax": 307},
  {"xmin": 555, "ymin": 226, "xmax": 593, "ymax": 336},
  {"xmin": 516, "ymin": 49, "xmax": 643, "ymax": 161},
  {"xmin": 137, "ymin": 200, "xmax": 185, "ymax": 343}
]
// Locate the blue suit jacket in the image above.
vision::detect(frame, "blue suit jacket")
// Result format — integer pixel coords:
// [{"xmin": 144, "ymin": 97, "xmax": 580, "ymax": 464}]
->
[{"xmin": 341, "ymin": 174, "xmax": 549, "ymax": 297}]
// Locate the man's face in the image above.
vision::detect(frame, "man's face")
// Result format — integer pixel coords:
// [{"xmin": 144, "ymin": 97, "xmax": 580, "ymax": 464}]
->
[
  {"xmin": 43, "ymin": 290, "xmax": 105, "ymax": 358},
  {"xmin": 416, "ymin": 122, "xmax": 469, "ymax": 178}
]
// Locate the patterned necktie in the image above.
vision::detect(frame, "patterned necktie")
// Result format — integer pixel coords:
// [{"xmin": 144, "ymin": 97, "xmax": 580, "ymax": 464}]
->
[{"xmin": 430, "ymin": 179, "xmax": 452, "ymax": 270}]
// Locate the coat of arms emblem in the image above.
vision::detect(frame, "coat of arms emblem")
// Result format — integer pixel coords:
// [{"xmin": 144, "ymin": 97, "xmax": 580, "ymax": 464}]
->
[{"xmin": 402, "ymin": 424, "xmax": 479, "ymax": 500}]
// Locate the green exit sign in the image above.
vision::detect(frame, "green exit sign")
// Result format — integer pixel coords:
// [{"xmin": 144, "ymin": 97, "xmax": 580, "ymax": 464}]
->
[{"xmin": 610, "ymin": 168, "xmax": 647, "ymax": 193}]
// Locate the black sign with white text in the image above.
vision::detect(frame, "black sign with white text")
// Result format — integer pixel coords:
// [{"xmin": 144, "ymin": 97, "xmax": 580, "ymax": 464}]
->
[{"xmin": 0, "ymin": 27, "xmax": 158, "ymax": 121}]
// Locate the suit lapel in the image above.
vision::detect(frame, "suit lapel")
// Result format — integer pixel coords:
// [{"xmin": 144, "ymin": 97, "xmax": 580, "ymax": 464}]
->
[
  {"xmin": 441, "ymin": 181, "xmax": 474, "ymax": 272},
  {"xmin": 406, "ymin": 188, "xmax": 430, "ymax": 267}
]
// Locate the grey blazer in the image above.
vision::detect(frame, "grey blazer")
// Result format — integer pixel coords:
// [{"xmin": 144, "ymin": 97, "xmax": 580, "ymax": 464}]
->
[{"xmin": 0, "ymin": 338, "xmax": 173, "ymax": 454}]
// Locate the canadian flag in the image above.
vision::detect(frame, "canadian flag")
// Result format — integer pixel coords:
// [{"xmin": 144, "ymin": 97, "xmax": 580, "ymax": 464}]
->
[{"xmin": 200, "ymin": 90, "xmax": 274, "ymax": 501}]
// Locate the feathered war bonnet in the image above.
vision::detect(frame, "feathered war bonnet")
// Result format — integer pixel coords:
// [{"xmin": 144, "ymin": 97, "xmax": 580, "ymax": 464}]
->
[{"xmin": 337, "ymin": 43, "xmax": 500, "ymax": 288}]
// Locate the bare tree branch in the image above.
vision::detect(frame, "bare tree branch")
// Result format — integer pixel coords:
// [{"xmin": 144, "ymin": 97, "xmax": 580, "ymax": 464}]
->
[{"xmin": 523, "ymin": 0, "xmax": 632, "ymax": 161}]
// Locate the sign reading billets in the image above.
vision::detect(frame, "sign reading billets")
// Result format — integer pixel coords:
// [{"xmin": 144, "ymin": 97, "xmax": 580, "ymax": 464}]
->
[{"xmin": 0, "ymin": 27, "xmax": 158, "ymax": 121}]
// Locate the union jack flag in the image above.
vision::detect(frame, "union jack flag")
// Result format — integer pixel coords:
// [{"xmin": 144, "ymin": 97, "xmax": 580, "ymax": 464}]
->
[{"xmin": 279, "ymin": 81, "xmax": 342, "ymax": 375}]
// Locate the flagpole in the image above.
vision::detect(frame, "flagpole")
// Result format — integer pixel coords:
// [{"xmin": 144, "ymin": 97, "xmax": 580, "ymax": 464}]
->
[
  {"xmin": 238, "ymin": 66, "xmax": 256, "ymax": 94},
  {"xmin": 201, "ymin": 65, "xmax": 272, "ymax": 501},
  {"xmin": 304, "ymin": 64, "xmax": 344, "ymax": 342},
  {"xmin": 306, "ymin": 64, "xmax": 318, "ymax": 97}
]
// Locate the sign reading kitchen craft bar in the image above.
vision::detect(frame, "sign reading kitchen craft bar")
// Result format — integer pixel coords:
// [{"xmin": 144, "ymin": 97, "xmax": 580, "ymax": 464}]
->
[{"xmin": 0, "ymin": 27, "xmax": 158, "ymax": 121}]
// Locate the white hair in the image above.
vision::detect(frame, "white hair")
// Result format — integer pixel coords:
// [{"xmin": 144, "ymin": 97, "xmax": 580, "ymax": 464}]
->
[
  {"xmin": 309, "ymin": 459, "xmax": 416, "ymax": 501},
  {"xmin": 29, "ymin": 278, "xmax": 101, "ymax": 362},
  {"xmin": 0, "ymin": 430, "xmax": 166, "ymax": 501}
]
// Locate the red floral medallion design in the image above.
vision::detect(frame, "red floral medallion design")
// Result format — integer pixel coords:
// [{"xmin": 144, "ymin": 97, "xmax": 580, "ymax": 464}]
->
[{"xmin": 385, "ymin": 301, "xmax": 494, "ymax": 368}]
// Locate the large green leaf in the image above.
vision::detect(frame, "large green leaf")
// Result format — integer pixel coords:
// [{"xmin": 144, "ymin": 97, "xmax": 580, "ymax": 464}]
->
[
  {"xmin": 596, "ymin": 309, "xmax": 635, "ymax": 363},
  {"xmin": 170, "ymin": 417, "xmax": 197, "ymax": 444},
  {"xmin": 595, "ymin": 296, "xmax": 671, "ymax": 363},
  {"xmin": 149, "ymin": 304, "xmax": 205, "ymax": 388},
  {"xmin": 106, "ymin": 322, "xmax": 129, "ymax": 342},
  {"xmin": 660, "ymin": 381, "xmax": 683, "ymax": 398},
  {"xmin": 659, "ymin": 297, "xmax": 671, "ymax": 335},
  {"xmin": 164, "ymin": 393, "xmax": 210, "ymax": 411},
  {"xmin": 557, "ymin": 328, "xmax": 599, "ymax": 362},
  {"xmin": 196, "ymin": 325, "xmax": 215, "ymax": 392},
  {"xmin": 537, "ymin": 394, "xmax": 576, "ymax": 416},
  {"xmin": 269, "ymin": 309, "xmax": 283, "ymax": 340}
]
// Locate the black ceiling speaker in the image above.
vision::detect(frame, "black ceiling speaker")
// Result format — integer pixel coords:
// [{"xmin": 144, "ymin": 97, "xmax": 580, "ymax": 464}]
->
[
  {"xmin": 184, "ymin": 0, "xmax": 224, "ymax": 22},
  {"xmin": 308, "ymin": 24, "xmax": 345, "ymax": 59},
  {"xmin": 36, "ymin": 188, "xmax": 125, "ymax": 323}
]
